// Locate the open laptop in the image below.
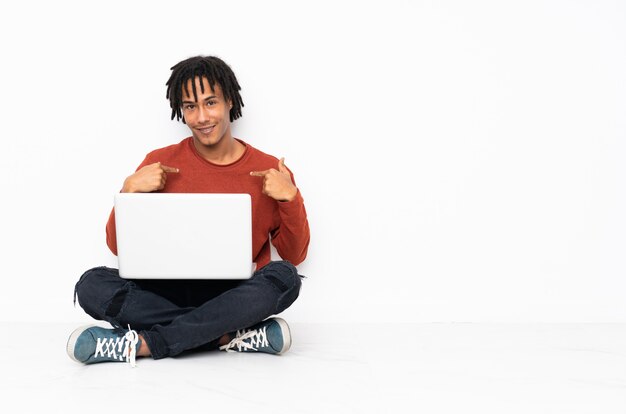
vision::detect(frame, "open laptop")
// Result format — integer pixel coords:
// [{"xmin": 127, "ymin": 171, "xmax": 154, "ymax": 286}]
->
[{"xmin": 114, "ymin": 193, "xmax": 256, "ymax": 279}]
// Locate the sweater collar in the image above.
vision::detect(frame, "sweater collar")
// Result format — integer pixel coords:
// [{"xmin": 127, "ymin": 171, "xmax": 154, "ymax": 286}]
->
[{"xmin": 187, "ymin": 137, "xmax": 251, "ymax": 169}]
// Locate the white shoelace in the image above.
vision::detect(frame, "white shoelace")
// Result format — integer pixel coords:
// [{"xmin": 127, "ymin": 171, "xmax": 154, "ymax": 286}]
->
[
  {"xmin": 94, "ymin": 325, "xmax": 139, "ymax": 367},
  {"xmin": 219, "ymin": 326, "xmax": 269, "ymax": 353}
]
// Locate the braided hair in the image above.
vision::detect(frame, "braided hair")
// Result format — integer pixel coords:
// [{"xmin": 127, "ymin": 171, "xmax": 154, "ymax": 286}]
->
[{"xmin": 166, "ymin": 56, "xmax": 244, "ymax": 123}]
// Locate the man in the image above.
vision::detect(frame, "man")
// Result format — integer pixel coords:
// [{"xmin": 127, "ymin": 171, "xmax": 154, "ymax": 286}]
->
[{"xmin": 67, "ymin": 56, "xmax": 310, "ymax": 367}]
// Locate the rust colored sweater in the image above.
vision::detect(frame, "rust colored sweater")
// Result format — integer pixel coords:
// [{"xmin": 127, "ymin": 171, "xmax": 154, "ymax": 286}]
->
[{"xmin": 106, "ymin": 137, "xmax": 310, "ymax": 269}]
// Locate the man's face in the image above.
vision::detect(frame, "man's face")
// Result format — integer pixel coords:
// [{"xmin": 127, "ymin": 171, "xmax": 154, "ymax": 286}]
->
[{"xmin": 182, "ymin": 76, "xmax": 232, "ymax": 147}]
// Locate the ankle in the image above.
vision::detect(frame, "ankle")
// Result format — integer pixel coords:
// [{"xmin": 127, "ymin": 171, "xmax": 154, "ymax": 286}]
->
[
  {"xmin": 136, "ymin": 334, "xmax": 151, "ymax": 357},
  {"xmin": 218, "ymin": 333, "xmax": 231, "ymax": 346}
]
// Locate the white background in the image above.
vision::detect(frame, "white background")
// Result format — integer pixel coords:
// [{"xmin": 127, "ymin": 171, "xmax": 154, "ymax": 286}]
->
[{"xmin": 1, "ymin": 0, "xmax": 624, "ymax": 324}]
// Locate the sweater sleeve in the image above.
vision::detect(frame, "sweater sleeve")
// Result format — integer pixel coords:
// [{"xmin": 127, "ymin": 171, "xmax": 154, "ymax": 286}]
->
[
  {"xmin": 270, "ymin": 174, "xmax": 311, "ymax": 266},
  {"xmin": 105, "ymin": 208, "xmax": 118, "ymax": 255},
  {"xmin": 105, "ymin": 155, "xmax": 153, "ymax": 256}
]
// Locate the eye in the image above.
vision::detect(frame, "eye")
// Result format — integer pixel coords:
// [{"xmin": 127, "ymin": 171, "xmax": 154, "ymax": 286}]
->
[
  {"xmin": 207, "ymin": 100, "xmax": 217, "ymax": 106},
  {"xmin": 183, "ymin": 104, "xmax": 196, "ymax": 111}
]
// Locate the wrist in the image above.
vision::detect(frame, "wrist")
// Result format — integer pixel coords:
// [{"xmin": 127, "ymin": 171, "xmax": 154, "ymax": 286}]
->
[
  {"xmin": 280, "ymin": 187, "xmax": 298, "ymax": 202},
  {"xmin": 121, "ymin": 179, "xmax": 136, "ymax": 193}
]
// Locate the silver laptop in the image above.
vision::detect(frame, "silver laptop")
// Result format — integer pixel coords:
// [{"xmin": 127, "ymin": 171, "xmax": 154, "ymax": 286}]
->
[{"xmin": 114, "ymin": 193, "xmax": 256, "ymax": 279}]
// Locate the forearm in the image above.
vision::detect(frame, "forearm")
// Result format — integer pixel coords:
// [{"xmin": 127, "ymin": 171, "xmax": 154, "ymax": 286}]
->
[
  {"xmin": 105, "ymin": 208, "xmax": 118, "ymax": 256},
  {"xmin": 272, "ymin": 190, "xmax": 310, "ymax": 265}
]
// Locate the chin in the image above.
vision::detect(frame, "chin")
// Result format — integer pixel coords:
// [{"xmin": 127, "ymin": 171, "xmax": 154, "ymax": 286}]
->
[{"xmin": 195, "ymin": 134, "xmax": 221, "ymax": 147}]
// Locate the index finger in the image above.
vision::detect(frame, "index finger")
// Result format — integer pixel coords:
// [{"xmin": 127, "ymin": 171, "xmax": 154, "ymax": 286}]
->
[
  {"xmin": 161, "ymin": 165, "xmax": 180, "ymax": 173},
  {"xmin": 250, "ymin": 170, "xmax": 271, "ymax": 177}
]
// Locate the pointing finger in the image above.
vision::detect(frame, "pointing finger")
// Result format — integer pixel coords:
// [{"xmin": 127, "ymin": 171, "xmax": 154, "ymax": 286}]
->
[
  {"xmin": 250, "ymin": 170, "xmax": 271, "ymax": 177},
  {"xmin": 161, "ymin": 165, "xmax": 180, "ymax": 173}
]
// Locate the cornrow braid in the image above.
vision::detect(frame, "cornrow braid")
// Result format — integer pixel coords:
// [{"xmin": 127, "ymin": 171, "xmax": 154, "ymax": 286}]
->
[{"xmin": 166, "ymin": 56, "xmax": 244, "ymax": 123}]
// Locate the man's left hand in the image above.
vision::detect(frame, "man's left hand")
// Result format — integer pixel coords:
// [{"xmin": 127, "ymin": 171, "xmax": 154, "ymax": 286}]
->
[{"xmin": 250, "ymin": 158, "xmax": 298, "ymax": 202}]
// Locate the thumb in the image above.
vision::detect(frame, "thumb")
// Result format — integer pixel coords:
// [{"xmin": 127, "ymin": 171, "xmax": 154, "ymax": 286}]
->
[{"xmin": 278, "ymin": 157, "xmax": 288, "ymax": 173}]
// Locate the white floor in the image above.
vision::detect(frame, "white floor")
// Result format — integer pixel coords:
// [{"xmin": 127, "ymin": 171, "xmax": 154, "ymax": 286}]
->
[{"xmin": 2, "ymin": 322, "xmax": 625, "ymax": 413}]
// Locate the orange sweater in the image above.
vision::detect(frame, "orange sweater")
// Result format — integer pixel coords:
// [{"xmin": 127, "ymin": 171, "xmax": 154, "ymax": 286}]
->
[{"xmin": 106, "ymin": 137, "xmax": 310, "ymax": 269}]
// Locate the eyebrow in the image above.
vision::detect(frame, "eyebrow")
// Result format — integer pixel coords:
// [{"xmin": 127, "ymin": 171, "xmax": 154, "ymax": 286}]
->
[{"xmin": 182, "ymin": 95, "xmax": 217, "ymax": 104}]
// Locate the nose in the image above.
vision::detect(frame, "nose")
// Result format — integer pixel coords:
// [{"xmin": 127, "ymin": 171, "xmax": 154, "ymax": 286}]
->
[{"xmin": 197, "ymin": 105, "xmax": 209, "ymax": 123}]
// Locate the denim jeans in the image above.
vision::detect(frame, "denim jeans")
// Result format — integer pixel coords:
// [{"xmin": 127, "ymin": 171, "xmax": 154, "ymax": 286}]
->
[{"xmin": 73, "ymin": 260, "xmax": 302, "ymax": 359}]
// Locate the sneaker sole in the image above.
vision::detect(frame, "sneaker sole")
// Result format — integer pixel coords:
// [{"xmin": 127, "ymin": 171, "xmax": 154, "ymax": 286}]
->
[
  {"xmin": 66, "ymin": 324, "xmax": 97, "ymax": 363},
  {"xmin": 273, "ymin": 317, "xmax": 292, "ymax": 355}
]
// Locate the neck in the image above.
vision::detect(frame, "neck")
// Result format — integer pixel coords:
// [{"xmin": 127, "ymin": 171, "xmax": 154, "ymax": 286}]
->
[{"xmin": 192, "ymin": 133, "xmax": 244, "ymax": 165}]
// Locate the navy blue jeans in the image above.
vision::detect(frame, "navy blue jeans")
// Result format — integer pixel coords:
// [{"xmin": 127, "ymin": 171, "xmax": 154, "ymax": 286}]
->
[{"xmin": 74, "ymin": 261, "xmax": 302, "ymax": 359}]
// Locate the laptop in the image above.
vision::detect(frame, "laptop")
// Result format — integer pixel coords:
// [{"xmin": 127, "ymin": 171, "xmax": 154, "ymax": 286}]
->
[{"xmin": 114, "ymin": 193, "xmax": 256, "ymax": 279}]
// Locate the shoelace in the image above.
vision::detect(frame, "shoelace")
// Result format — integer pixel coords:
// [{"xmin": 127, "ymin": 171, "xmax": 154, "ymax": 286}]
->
[
  {"xmin": 219, "ymin": 326, "xmax": 269, "ymax": 352},
  {"xmin": 94, "ymin": 325, "xmax": 139, "ymax": 367}
]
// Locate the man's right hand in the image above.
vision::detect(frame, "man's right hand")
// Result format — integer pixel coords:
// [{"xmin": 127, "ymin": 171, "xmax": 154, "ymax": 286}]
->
[{"xmin": 122, "ymin": 162, "xmax": 179, "ymax": 193}]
